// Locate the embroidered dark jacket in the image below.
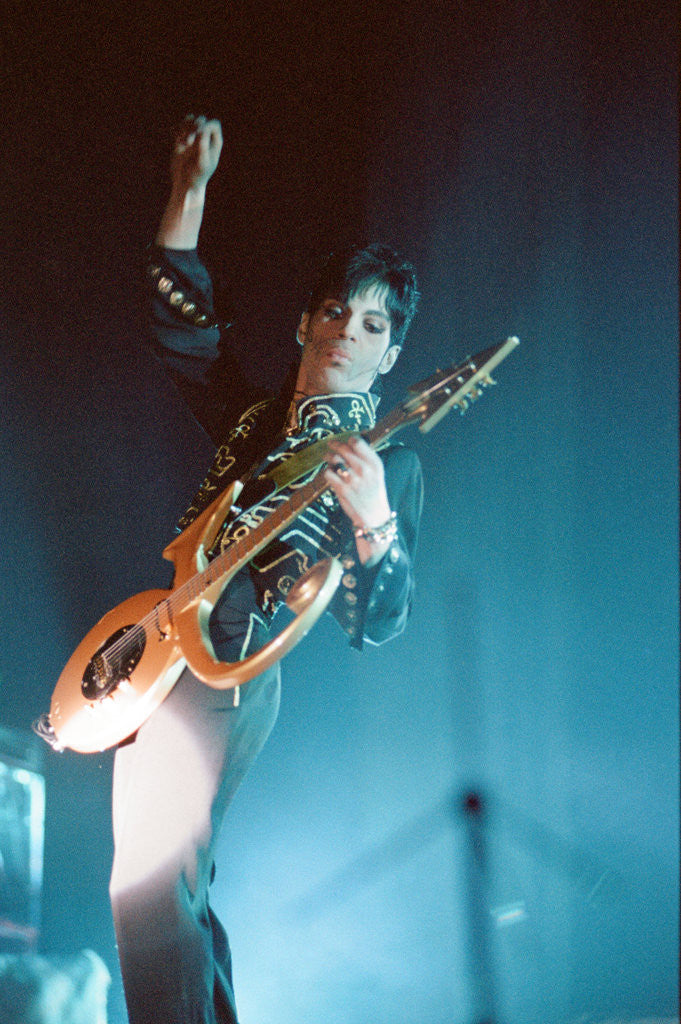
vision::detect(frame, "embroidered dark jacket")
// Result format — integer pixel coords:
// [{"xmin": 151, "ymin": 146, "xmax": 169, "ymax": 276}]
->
[{"xmin": 147, "ymin": 246, "xmax": 423, "ymax": 651}]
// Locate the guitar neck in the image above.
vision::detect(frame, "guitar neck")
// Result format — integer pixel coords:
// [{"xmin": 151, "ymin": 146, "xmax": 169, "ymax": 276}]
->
[
  {"xmin": 217, "ymin": 471, "xmax": 328, "ymax": 574},
  {"xmin": 364, "ymin": 400, "xmax": 420, "ymax": 450}
]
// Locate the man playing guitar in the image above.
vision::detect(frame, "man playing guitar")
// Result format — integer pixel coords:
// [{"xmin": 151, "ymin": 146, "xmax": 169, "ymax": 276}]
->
[{"xmin": 109, "ymin": 115, "xmax": 423, "ymax": 1024}]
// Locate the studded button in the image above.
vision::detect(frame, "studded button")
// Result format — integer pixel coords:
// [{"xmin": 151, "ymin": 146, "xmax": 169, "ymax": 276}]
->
[
  {"xmin": 389, "ymin": 545, "xmax": 400, "ymax": 563},
  {"xmin": 169, "ymin": 289, "xmax": 185, "ymax": 307},
  {"xmin": 346, "ymin": 608, "xmax": 357, "ymax": 619},
  {"xmin": 342, "ymin": 573, "xmax": 357, "ymax": 589},
  {"xmin": 341, "ymin": 555, "xmax": 355, "ymax": 569},
  {"xmin": 157, "ymin": 276, "xmax": 173, "ymax": 295},
  {"xmin": 344, "ymin": 591, "xmax": 357, "ymax": 606},
  {"xmin": 181, "ymin": 300, "xmax": 197, "ymax": 317}
]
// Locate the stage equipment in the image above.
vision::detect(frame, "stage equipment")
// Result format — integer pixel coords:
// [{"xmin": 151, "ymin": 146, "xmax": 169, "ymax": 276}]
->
[{"xmin": 0, "ymin": 727, "xmax": 44, "ymax": 952}]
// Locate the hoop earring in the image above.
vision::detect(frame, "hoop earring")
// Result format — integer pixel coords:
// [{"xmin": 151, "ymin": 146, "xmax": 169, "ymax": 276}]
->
[{"xmin": 296, "ymin": 328, "xmax": 304, "ymax": 347}]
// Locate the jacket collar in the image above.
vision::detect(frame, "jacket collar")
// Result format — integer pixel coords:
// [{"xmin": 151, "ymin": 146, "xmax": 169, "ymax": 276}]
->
[{"xmin": 292, "ymin": 392, "xmax": 379, "ymax": 434}]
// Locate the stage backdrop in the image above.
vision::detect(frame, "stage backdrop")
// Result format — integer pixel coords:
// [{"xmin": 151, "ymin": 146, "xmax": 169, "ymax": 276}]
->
[{"xmin": 0, "ymin": 3, "xmax": 677, "ymax": 1023}]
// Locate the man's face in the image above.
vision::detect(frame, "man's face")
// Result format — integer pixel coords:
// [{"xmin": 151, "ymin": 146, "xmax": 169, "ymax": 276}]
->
[{"xmin": 295, "ymin": 285, "xmax": 401, "ymax": 396}]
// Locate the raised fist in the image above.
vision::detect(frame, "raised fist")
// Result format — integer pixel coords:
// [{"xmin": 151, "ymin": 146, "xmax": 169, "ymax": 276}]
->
[{"xmin": 169, "ymin": 115, "xmax": 223, "ymax": 194}]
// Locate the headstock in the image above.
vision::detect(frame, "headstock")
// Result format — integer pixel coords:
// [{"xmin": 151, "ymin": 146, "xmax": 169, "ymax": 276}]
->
[{"xmin": 406, "ymin": 336, "xmax": 520, "ymax": 433}]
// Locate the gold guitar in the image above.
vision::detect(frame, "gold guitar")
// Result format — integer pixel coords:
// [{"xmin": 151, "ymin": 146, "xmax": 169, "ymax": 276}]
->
[{"xmin": 41, "ymin": 338, "xmax": 519, "ymax": 753}]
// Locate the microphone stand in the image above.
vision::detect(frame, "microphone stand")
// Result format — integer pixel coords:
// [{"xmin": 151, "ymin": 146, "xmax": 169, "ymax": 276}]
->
[{"xmin": 458, "ymin": 789, "xmax": 498, "ymax": 1024}]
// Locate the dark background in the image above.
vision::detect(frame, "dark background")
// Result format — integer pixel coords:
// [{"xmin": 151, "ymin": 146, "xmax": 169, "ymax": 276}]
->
[{"xmin": 0, "ymin": 2, "xmax": 677, "ymax": 1022}]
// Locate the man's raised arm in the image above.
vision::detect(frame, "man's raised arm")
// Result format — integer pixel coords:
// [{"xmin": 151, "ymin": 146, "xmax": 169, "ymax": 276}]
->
[
  {"xmin": 156, "ymin": 115, "xmax": 223, "ymax": 250},
  {"xmin": 147, "ymin": 116, "xmax": 254, "ymax": 442}
]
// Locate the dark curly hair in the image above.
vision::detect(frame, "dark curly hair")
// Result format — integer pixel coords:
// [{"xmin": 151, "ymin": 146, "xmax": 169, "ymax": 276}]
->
[{"xmin": 306, "ymin": 243, "xmax": 419, "ymax": 348}]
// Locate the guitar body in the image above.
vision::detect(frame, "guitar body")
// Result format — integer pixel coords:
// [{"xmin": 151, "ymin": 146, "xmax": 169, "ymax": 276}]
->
[
  {"xmin": 48, "ymin": 480, "xmax": 343, "ymax": 752},
  {"xmin": 48, "ymin": 588, "xmax": 186, "ymax": 754},
  {"xmin": 49, "ymin": 483, "xmax": 243, "ymax": 753}
]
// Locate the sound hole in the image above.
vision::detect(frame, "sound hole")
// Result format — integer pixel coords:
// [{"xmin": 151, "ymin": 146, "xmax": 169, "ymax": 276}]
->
[{"xmin": 81, "ymin": 625, "xmax": 146, "ymax": 701}]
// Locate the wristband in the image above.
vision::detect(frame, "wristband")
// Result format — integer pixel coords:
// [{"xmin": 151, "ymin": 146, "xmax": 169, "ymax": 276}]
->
[{"xmin": 353, "ymin": 511, "xmax": 398, "ymax": 545}]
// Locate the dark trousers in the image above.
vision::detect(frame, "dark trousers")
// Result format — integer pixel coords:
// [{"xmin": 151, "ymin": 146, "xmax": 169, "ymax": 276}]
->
[{"xmin": 109, "ymin": 662, "xmax": 280, "ymax": 1023}]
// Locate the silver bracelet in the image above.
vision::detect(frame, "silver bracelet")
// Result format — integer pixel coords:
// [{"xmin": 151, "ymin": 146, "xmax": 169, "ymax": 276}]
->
[{"xmin": 353, "ymin": 511, "xmax": 398, "ymax": 545}]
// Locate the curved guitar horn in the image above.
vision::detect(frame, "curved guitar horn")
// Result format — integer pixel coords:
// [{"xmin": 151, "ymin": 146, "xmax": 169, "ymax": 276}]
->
[{"xmin": 182, "ymin": 556, "xmax": 343, "ymax": 689}]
